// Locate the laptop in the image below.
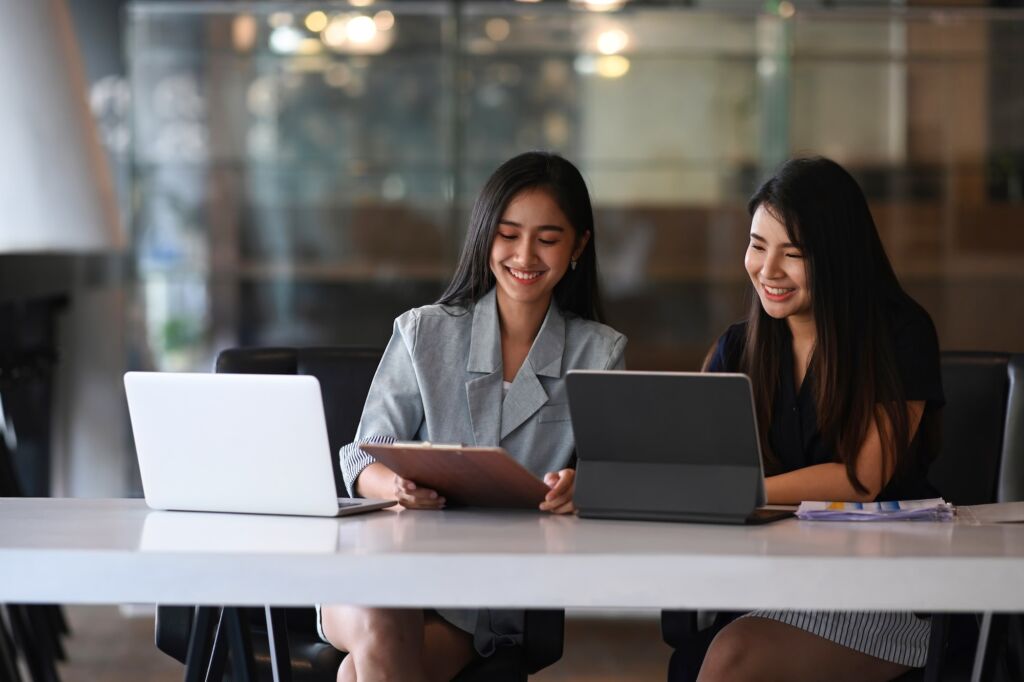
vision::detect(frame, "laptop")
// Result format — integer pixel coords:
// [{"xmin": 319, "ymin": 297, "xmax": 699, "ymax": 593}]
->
[
  {"xmin": 124, "ymin": 372, "xmax": 395, "ymax": 517},
  {"xmin": 565, "ymin": 370, "xmax": 792, "ymax": 524}
]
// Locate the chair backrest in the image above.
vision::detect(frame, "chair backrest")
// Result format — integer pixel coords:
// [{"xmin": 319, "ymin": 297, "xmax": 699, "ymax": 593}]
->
[
  {"xmin": 0, "ymin": 436, "xmax": 22, "ymax": 497},
  {"xmin": 1000, "ymin": 355, "xmax": 1024, "ymax": 502},
  {"xmin": 928, "ymin": 351, "xmax": 1024, "ymax": 505},
  {"xmin": 215, "ymin": 346, "xmax": 384, "ymax": 497}
]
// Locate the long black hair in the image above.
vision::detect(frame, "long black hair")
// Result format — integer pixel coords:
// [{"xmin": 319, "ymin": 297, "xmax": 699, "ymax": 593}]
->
[
  {"xmin": 742, "ymin": 157, "xmax": 911, "ymax": 493},
  {"xmin": 436, "ymin": 151, "xmax": 606, "ymax": 322}
]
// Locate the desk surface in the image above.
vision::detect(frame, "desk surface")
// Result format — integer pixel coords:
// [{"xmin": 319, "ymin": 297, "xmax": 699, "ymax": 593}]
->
[{"xmin": 2, "ymin": 498, "xmax": 1023, "ymax": 611}]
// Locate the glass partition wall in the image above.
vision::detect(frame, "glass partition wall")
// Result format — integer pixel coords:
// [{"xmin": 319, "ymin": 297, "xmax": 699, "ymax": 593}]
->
[{"xmin": 126, "ymin": 1, "xmax": 1024, "ymax": 375}]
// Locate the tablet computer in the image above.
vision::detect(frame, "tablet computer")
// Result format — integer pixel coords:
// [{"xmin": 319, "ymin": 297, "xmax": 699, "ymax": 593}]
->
[
  {"xmin": 567, "ymin": 370, "xmax": 792, "ymax": 525},
  {"xmin": 359, "ymin": 442, "xmax": 550, "ymax": 509}
]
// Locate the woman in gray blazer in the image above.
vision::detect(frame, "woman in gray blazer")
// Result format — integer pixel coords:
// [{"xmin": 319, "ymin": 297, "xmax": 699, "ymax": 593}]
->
[{"xmin": 319, "ymin": 152, "xmax": 626, "ymax": 682}]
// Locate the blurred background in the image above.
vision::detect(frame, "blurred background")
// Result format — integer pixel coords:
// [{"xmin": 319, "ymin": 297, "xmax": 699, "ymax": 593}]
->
[
  {"xmin": 2, "ymin": 0, "xmax": 1022, "ymax": 502},
  {"xmin": 1, "ymin": 0, "xmax": 1022, "ymax": 679}
]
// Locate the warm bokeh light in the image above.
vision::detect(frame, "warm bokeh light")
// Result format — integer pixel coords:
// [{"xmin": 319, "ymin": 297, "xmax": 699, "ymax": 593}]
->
[
  {"xmin": 779, "ymin": 1, "xmax": 796, "ymax": 18},
  {"xmin": 374, "ymin": 10, "xmax": 395, "ymax": 31},
  {"xmin": 573, "ymin": 0, "xmax": 627, "ymax": 12},
  {"xmin": 346, "ymin": 15, "xmax": 377, "ymax": 44},
  {"xmin": 349, "ymin": 0, "xmax": 374, "ymax": 6},
  {"xmin": 321, "ymin": 13, "xmax": 394, "ymax": 54},
  {"xmin": 304, "ymin": 11, "xmax": 329, "ymax": 33},
  {"xmin": 485, "ymin": 18, "xmax": 511, "ymax": 42},
  {"xmin": 596, "ymin": 29, "xmax": 629, "ymax": 55},
  {"xmin": 231, "ymin": 14, "xmax": 257, "ymax": 52},
  {"xmin": 322, "ymin": 16, "xmax": 348, "ymax": 49},
  {"xmin": 595, "ymin": 55, "xmax": 630, "ymax": 78}
]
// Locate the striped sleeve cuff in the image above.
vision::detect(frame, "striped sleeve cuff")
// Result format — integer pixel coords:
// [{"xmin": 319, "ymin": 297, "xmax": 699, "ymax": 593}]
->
[{"xmin": 340, "ymin": 434, "xmax": 396, "ymax": 497}]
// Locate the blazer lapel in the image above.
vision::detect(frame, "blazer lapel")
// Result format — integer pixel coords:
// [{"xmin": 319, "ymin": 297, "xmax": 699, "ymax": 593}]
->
[
  {"xmin": 500, "ymin": 370, "xmax": 548, "ymax": 441},
  {"xmin": 499, "ymin": 300, "xmax": 566, "ymax": 440},
  {"xmin": 467, "ymin": 371, "xmax": 503, "ymax": 446},
  {"xmin": 466, "ymin": 289, "xmax": 503, "ymax": 446}
]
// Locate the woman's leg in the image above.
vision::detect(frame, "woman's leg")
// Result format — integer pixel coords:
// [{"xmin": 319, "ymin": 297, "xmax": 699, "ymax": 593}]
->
[
  {"xmin": 320, "ymin": 606, "xmax": 475, "ymax": 682},
  {"xmin": 698, "ymin": 617, "xmax": 913, "ymax": 682},
  {"xmin": 321, "ymin": 606, "xmax": 425, "ymax": 682},
  {"xmin": 421, "ymin": 611, "xmax": 477, "ymax": 682},
  {"xmin": 337, "ymin": 654, "xmax": 356, "ymax": 682}
]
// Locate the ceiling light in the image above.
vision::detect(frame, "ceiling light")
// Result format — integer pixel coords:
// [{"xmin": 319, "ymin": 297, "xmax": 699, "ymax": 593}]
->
[
  {"xmin": 572, "ymin": 0, "xmax": 627, "ymax": 12},
  {"xmin": 596, "ymin": 29, "xmax": 628, "ymax": 55},
  {"xmin": 346, "ymin": 15, "xmax": 377, "ymax": 44}
]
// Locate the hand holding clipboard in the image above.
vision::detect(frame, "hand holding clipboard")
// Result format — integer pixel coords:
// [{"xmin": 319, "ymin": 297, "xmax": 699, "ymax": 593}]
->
[{"xmin": 360, "ymin": 442, "xmax": 553, "ymax": 509}]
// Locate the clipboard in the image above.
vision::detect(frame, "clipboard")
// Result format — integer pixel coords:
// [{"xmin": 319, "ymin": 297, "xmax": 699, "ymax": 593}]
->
[{"xmin": 359, "ymin": 442, "xmax": 550, "ymax": 509}]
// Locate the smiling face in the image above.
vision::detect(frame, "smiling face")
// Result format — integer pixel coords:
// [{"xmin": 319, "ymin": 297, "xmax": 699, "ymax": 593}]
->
[
  {"xmin": 489, "ymin": 188, "xmax": 589, "ymax": 313},
  {"xmin": 745, "ymin": 203, "xmax": 812, "ymax": 323}
]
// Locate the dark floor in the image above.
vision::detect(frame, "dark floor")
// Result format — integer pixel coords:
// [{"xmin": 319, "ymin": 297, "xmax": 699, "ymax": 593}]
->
[{"xmin": 53, "ymin": 606, "xmax": 671, "ymax": 681}]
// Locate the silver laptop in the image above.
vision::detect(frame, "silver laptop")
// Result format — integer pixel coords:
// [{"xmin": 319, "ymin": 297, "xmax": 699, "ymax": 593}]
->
[
  {"xmin": 124, "ymin": 372, "xmax": 395, "ymax": 517},
  {"xmin": 566, "ymin": 370, "xmax": 791, "ymax": 525}
]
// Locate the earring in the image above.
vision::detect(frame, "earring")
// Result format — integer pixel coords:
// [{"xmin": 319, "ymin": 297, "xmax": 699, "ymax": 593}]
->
[{"xmin": 570, "ymin": 259, "xmax": 577, "ymax": 271}]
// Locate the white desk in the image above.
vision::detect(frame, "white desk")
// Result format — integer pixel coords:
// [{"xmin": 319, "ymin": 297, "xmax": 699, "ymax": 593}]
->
[{"xmin": 2, "ymin": 497, "xmax": 1024, "ymax": 612}]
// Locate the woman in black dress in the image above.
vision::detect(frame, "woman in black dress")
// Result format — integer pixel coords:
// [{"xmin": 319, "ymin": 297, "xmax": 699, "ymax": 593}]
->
[{"xmin": 698, "ymin": 157, "xmax": 944, "ymax": 681}]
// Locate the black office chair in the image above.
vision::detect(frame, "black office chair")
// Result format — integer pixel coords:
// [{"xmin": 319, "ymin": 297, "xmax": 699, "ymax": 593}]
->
[
  {"xmin": 154, "ymin": 346, "xmax": 564, "ymax": 681},
  {"xmin": 928, "ymin": 352, "xmax": 1024, "ymax": 504},
  {"xmin": 661, "ymin": 351, "xmax": 1024, "ymax": 682},
  {"xmin": 929, "ymin": 353, "xmax": 1024, "ymax": 682},
  {"xmin": 1, "ymin": 416, "xmax": 69, "ymax": 682}
]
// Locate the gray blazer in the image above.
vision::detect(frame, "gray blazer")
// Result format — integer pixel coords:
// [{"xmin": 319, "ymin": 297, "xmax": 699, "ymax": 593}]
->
[{"xmin": 340, "ymin": 286, "xmax": 627, "ymax": 496}]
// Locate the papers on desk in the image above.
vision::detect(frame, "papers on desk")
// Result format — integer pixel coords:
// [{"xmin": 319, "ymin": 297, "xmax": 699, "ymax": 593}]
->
[{"xmin": 796, "ymin": 498, "xmax": 955, "ymax": 522}]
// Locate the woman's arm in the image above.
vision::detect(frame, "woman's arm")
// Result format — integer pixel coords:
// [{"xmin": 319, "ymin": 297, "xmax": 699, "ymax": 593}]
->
[
  {"xmin": 356, "ymin": 461, "xmax": 445, "ymax": 509},
  {"xmin": 764, "ymin": 401, "xmax": 926, "ymax": 504},
  {"xmin": 355, "ymin": 463, "xmax": 396, "ymax": 498},
  {"xmin": 341, "ymin": 313, "xmax": 441, "ymax": 508}
]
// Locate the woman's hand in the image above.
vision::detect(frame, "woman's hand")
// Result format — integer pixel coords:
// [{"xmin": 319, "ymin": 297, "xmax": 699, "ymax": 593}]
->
[
  {"xmin": 393, "ymin": 475, "xmax": 445, "ymax": 510},
  {"xmin": 540, "ymin": 469, "xmax": 576, "ymax": 514}
]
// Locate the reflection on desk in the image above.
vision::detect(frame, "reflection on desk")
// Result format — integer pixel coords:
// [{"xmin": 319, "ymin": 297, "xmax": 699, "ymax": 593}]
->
[
  {"xmin": 336, "ymin": 507, "xmax": 576, "ymax": 555},
  {"xmin": 140, "ymin": 511, "xmax": 339, "ymax": 554}
]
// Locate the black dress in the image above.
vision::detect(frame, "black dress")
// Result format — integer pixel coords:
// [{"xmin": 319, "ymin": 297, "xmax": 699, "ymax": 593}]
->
[
  {"xmin": 708, "ymin": 294, "xmax": 945, "ymax": 501},
  {"xmin": 705, "ymin": 294, "xmax": 944, "ymax": 667}
]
